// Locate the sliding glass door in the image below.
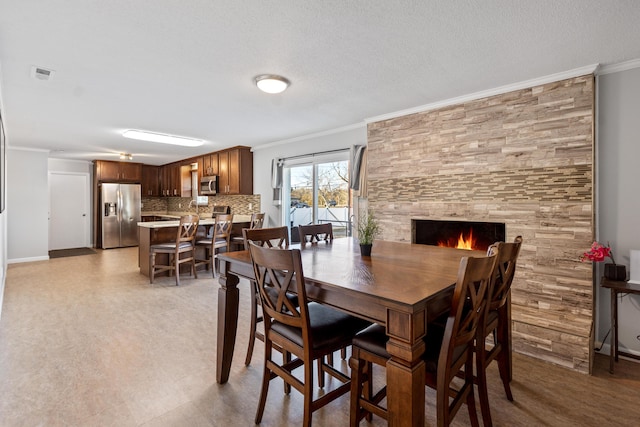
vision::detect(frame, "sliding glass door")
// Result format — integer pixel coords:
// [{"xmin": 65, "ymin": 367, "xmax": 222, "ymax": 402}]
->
[{"xmin": 283, "ymin": 154, "xmax": 351, "ymax": 240}]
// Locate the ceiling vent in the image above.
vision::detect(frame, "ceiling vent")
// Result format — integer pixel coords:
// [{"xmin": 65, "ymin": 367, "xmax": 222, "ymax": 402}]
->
[{"xmin": 30, "ymin": 65, "xmax": 55, "ymax": 81}]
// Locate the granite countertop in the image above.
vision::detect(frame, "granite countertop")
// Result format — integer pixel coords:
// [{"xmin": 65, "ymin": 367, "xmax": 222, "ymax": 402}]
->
[{"xmin": 138, "ymin": 213, "xmax": 252, "ymax": 228}]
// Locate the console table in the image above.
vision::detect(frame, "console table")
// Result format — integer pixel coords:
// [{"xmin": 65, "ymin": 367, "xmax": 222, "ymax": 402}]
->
[{"xmin": 600, "ymin": 277, "xmax": 640, "ymax": 373}]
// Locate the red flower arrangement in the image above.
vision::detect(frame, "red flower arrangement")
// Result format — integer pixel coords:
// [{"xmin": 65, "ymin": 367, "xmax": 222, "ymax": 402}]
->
[{"xmin": 580, "ymin": 241, "xmax": 616, "ymax": 264}]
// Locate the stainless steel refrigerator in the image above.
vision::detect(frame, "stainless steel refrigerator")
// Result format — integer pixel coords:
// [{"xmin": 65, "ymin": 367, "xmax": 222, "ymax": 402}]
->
[{"xmin": 101, "ymin": 183, "xmax": 141, "ymax": 249}]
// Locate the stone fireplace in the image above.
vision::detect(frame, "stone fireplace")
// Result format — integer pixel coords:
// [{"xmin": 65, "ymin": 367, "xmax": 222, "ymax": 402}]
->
[
  {"xmin": 412, "ymin": 219, "xmax": 505, "ymax": 252},
  {"xmin": 365, "ymin": 75, "xmax": 595, "ymax": 373}
]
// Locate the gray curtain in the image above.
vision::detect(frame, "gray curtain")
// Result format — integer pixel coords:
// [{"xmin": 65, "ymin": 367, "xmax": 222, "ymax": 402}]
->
[{"xmin": 350, "ymin": 145, "xmax": 367, "ymax": 196}]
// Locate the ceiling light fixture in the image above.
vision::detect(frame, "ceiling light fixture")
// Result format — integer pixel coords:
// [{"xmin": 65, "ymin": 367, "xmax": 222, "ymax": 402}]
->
[
  {"xmin": 119, "ymin": 153, "xmax": 133, "ymax": 160},
  {"xmin": 122, "ymin": 130, "xmax": 204, "ymax": 147},
  {"xmin": 255, "ymin": 74, "xmax": 290, "ymax": 94}
]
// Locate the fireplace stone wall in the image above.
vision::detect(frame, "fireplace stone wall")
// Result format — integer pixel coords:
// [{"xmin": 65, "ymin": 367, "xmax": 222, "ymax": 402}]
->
[{"xmin": 366, "ymin": 75, "xmax": 594, "ymax": 373}]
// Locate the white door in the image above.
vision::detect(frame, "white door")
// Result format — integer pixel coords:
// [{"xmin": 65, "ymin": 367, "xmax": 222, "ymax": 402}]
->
[{"xmin": 49, "ymin": 172, "xmax": 89, "ymax": 250}]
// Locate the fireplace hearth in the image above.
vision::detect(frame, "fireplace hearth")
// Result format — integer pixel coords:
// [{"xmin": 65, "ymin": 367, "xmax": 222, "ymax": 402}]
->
[{"xmin": 412, "ymin": 219, "xmax": 505, "ymax": 251}]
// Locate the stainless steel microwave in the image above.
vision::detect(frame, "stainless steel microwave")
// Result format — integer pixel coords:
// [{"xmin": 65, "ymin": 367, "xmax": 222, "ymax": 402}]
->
[{"xmin": 200, "ymin": 175, "xmax": 217, "ymax": 195}]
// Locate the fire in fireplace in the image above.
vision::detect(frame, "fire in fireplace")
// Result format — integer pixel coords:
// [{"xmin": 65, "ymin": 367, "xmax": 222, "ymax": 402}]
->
[{"xmin": 412, "ymin": 219, "xmax": 506, "ymax": 251}]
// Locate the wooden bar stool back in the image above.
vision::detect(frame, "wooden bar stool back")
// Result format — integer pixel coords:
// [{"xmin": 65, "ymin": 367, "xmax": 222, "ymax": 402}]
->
[
  {"xmin": 231, "ymin": 212, "xmax": 264, "ymax": 250},
  {"xmin": 195, "ymin": 214, "xmax": 233, "ymax": 277},
  {"xmin": 149, "ymin": 214, "xmax": 199, "ymax": 286}
]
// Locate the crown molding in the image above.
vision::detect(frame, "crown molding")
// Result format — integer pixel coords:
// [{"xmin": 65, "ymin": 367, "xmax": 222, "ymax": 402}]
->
[
  {"xmin": 365, "ymin": 64, "xmax": 600, "ymax": 124},
  {"xmin": 597, "ymin": 58, "xmax": 640, "ymax": 75},
  {"xmin": 251, "ymin": 122, "xmax": 365, "ymax": 151}
]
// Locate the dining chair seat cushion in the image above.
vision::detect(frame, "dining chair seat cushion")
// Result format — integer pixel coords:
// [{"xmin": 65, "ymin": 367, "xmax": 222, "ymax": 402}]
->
[
  {"xmin": 150, "ymin": 242, "xmax": 193, "ymax": 251},
  {"xmin": 196, "ymin": 237, "xmax": 227, "ymax": 245},
  {"xmin": 351, "ymin": 321, "xmax": 461, "ymax": 374},
  {"xmin": 271, "ymin": 302, "xmax": 370, "ymax": 352},
  {"xmin": 352, "ymin": 324, "xmax": 390, "ymax": 359}
]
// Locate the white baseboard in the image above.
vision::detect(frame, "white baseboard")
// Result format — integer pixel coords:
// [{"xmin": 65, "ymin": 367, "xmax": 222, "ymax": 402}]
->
[{"xmin": 7, "ymin": 256, "xmax": 50, "ymax": 264}]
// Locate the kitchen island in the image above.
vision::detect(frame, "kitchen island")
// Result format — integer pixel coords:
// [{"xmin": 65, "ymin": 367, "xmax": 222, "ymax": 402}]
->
[{"xmin": 137, "ymin": 215, "xmax": 252, "ymax": 277}]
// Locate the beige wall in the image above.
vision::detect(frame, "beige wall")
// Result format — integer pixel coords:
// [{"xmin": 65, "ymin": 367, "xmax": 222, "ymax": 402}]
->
[{"xmin": 366, "ymin": 75, "xmax": 595, "ymax": 372}]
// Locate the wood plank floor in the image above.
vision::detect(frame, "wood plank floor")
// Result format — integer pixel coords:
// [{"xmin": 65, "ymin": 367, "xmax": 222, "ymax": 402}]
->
[{"xmin": 1, "ymin": 247, "xmax": 638, "ymax": 426}]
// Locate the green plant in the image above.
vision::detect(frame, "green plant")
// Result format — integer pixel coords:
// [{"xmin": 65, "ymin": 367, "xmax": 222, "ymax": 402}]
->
[{"xmin": 357, "ymin": 209, "xmax": 380, "ymax": 245}]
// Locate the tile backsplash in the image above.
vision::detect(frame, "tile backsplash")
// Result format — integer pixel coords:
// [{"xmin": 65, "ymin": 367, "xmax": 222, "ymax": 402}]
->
[{"xmin": 142, "ymin": 194, "xmax": 260, "ymax": 216}]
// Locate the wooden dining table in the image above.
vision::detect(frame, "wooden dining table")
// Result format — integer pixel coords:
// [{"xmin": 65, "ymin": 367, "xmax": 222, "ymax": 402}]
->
[{"xmin": 216, "ymin": 237, "xmax": 484, "ymax": 426}]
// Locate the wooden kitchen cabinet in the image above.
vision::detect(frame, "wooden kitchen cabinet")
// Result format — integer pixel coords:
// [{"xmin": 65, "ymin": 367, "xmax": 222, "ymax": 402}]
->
[
  {"xmin": 159, "ymin": 162, "xmax": 192, "ymax": 197},
  {"xmin": 141, "ymin": 165, "xmax": 160, "ymax": 196},
  {"xmin": 95, "ymin": 160, "xmax": 142, "ymax": 182},
  {"xmin": 202, "ymin": 152, "xmax": 219, "ymax": 177},
  {"xmin": 217, "ymin": 146, "xmax": 253, "ymax": 195}
]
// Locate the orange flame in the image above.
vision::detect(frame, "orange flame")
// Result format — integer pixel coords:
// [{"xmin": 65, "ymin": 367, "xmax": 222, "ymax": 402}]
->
[{"xmin": 438, "ymin": 229, "xmax": 477, "ymax": 250}]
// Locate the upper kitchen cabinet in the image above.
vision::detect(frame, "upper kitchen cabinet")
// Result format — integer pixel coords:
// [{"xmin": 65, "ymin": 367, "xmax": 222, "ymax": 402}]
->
[
  {"xmin": 95, "ymin": 160, "xmax": 142, "ymax": 182},
  {"xmin": 202, "ymin": 152, "xmax": 219, "ymax": 178},
  {"xmin": 160, "ymin": 162, "xmax": 192, "ymax": 197},
  {"xmin": 141, "ymin": 165, "xmax": 160, "ymax": 196},
  {"xmin": 218, "ymin": 146, "xmax": 253, "ymax": 195}
]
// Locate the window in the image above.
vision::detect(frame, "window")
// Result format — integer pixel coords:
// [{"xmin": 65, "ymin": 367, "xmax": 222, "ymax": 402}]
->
[{"xmin": 282, "ymin": 151, "xmax": 351, "ymax": 240}]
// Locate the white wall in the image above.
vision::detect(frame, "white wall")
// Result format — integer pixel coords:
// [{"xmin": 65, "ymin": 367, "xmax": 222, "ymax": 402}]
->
[
  {"xmin": 7, "ymin": 148, "xmax": 49, "ymax": 262},
  {"xmin": 597, "ymin": 66, "xmax": 640, "ymax": 355},
  {"xmin": 252, "ymin": 124, "xmax": 367, "ymax": 228}
]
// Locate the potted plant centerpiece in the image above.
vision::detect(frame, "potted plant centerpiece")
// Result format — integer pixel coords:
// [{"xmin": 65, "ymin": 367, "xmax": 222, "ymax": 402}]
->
[{"xmin": 357, "ymin": 209, "xmax": 380, "ymax": 256}]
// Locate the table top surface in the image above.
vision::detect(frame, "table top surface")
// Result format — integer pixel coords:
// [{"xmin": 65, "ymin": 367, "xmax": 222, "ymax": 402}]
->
[
  {"xmin": 218, "ymin": 238, "xmax": 485, "ymax": 307},
  {"xmin": 601, "ymin": 277, "xmax": 640, "ymax": 293}
]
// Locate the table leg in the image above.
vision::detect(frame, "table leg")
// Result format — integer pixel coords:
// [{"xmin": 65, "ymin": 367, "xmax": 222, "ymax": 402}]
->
[
  {"xmin": 216, "ymin": 262, "xmax": 240, "ymax": 384},
  {"xmin": 610, "ymin": 288, "xmax": 616, "ymax": 374},
  {"xmin": 385, "ymin": 310, "xmax": 427, "ymax": 427},
  {"xmin": 613, "ymin": 289, "xmax": 619, "ymax": 363},
  {"xmin": 506, "ymin": 291, "xmax": 513, "ymax": 381}
]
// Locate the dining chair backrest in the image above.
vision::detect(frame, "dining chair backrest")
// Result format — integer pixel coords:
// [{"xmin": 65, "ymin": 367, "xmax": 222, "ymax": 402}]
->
[
  {"xmin": 243, "ymin": 226, "xmax": 289, "ymax": 250},
  {"xmin": 487, "ymin": 236, "xmax": 522, "ymax": 312},
  {"xmin": 176, "ymin": 214, "xmax": 199, "ymax": 246},
  {"xmin": 298, "ymin": 223, "xmax": 333, "ymax": 244},
  {"xmin": 442, "ymin": 245, "xmax": 498, "ymax": 365},
  {"xmin": 248, "ymin": 243, "xmax": 308, "ymax": 331}
]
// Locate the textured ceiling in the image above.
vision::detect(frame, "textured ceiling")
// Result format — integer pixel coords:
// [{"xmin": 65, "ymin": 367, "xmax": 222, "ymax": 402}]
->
[{"xmin": 1, "ymin": 1, "xmax": 639, "ymax": 165}]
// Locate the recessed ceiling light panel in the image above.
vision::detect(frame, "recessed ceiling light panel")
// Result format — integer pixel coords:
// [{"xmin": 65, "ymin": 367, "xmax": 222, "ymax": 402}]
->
[
  {"xmin": 122, "ymin": 130, "xmax": 204, "ymax": 147},
  {"xmin": 255, "ymin": 74, "xmax": 290, "ymax": 94}
]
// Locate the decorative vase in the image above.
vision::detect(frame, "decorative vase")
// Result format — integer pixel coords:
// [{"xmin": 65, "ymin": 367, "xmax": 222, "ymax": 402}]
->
[
  {"xmin": 360, "ymin": 243, "xmax": 372, "ymax": 257},
  {"xmin": 604, "ymin": 263, "xmax": 626, "ymax": 281}
]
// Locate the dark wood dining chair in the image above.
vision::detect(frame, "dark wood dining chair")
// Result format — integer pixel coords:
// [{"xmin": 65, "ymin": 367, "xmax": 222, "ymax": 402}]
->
[
  {"xmin": 195, "ymin": 213, "xmax": 233, "ymax": 277},
  {"xmin": 248, "ymin": 243, "xmax": 370, "ymax": 427},
  {"xmin": 349, "ymin": 246, "xmax": 499, "ymax": 427},
  {"xmin": 298, "ymin": 222, "xmax": 348, "ymax": 363},
  {"xmin": 475, "ymin": 236, "xmax": 523, "ymax": 427},
  {"xmin": 149, "ymin": 214, "xmax": 199, "ymax": 286},
  {"xmin": 243, "ymin": 226, "xmax": 290, "ymax": 366},
  {"xmin": 230, "ymin": 212, "xmax": 265, "ymax": 251},
  {"xmin": 298, "ymin": 223, "xmax": 333, "ymax": 244}
]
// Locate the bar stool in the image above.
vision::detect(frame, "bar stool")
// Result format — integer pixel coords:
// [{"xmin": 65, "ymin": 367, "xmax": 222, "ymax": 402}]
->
[
  {"xmin": 195, "ymin": 214, "xmax": 233, "ymax": 277},
  {"xmin": 149, "ymin": 215, "xmax": 199, "ymax": 286}
]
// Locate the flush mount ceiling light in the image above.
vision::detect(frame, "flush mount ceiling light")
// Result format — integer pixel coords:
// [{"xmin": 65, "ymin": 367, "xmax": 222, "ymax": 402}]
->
[
  {"xmin": 119, "ymin": 153, "xmax": 133, "ymax": 160},
  {"xmin": 255, "ymin": 74, "xmax": 290, "ymax": 94},
  {"xmin": 122, "ymin": 130, "xmax": 204, "ymax": 147}
]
